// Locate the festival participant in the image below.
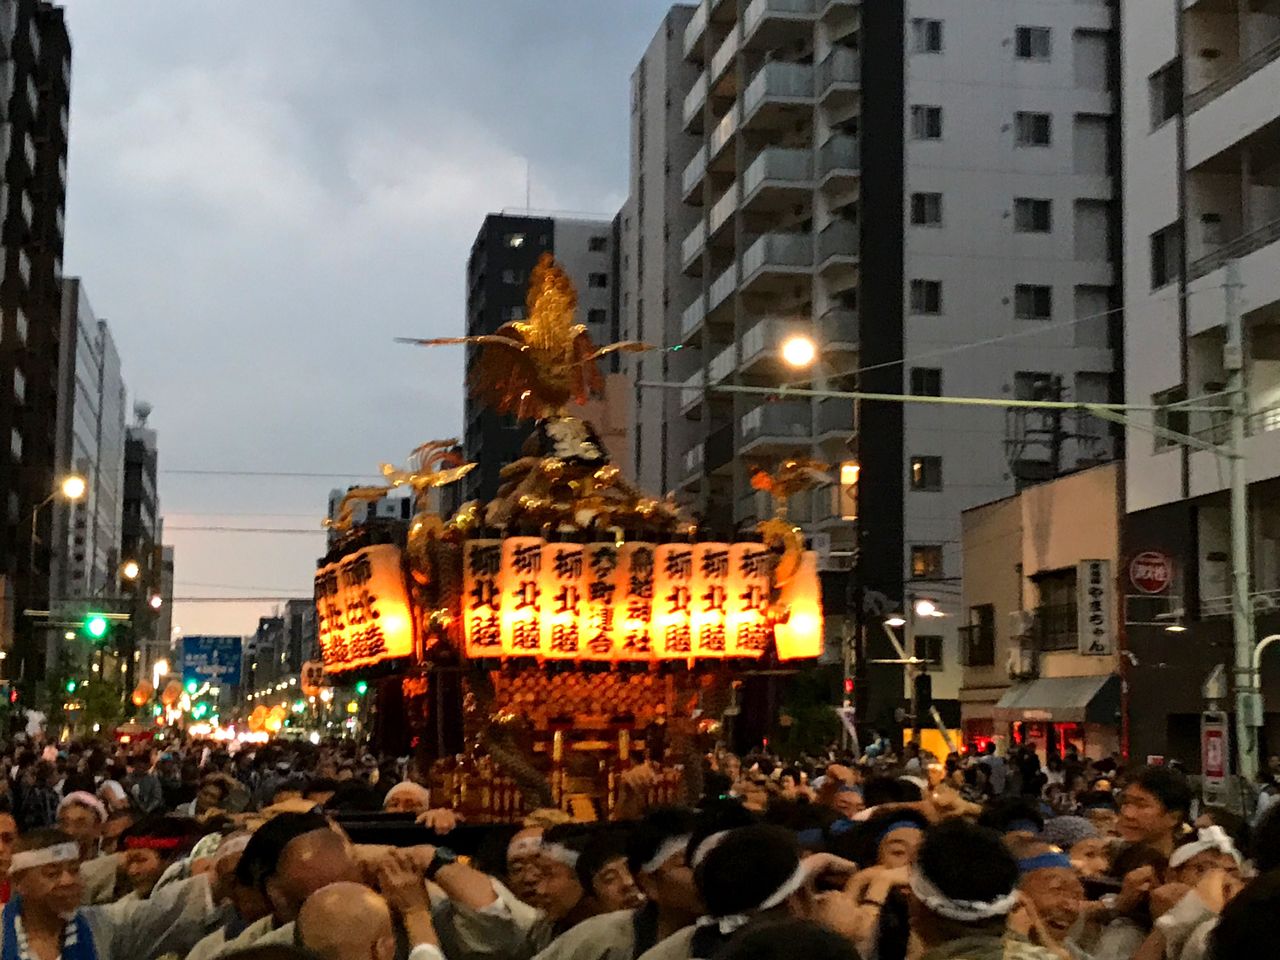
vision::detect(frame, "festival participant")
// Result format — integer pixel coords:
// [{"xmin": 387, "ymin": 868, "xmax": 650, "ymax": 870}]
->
[
  {"xmin": 905, "ymin": 820, "xmax": 1060, "ymax": 960},
  {"xmin": 97, "ymin": 809, "xmax": 133, "ymax": 859},
  {"xmin": 0, "ymin": 810, "xmax": 17, "ymax": 904},
  {"xmin": 383, "ymin": 782, "xmax": 433, "ymax": 816},
  {"xmin": 1077, "ymin": 791, "xmax": 1121, "ymax": 840},
  {"xmin": 505, "ymin": 827, "xmax": 547, "ymax": 905},
  {"xmin": 297, "ymin": 882, "xmax": 398, "ymax": 960},
  {"xmin": 2, "ymin": 828, "xmax": 225, "ymax": 960},
  {"xmin": 526, "ymin": 825, "xmax": 597, "ymax": 946},
  {"xmin": 1117, "ymin": 767, "xmax": 1192, "ymax": 858},
  {"xmin": 56, "ymin": 794, "xmax": 117, "ymax": 907},
  {"xmin": 576, "ymin": 830, "xmax": 642, "ymax": 915},
  {"xmin": 1008, "ymin": 839, "xmax": 1087, "ymax": 954},
  {"xmin": 845, "ymin": 809, "xmax": 928, "ymax": 870},
  {"xmin": 117, "ymin": 817, "xmax": 202, "ymax": 901},
  {"xmin": 1166, "ymin": 826, "xmax": 1243, "ymax": 889},
  {"xmin": 530, "ymin": 809, "xmax": 700, "ymax": 960}
]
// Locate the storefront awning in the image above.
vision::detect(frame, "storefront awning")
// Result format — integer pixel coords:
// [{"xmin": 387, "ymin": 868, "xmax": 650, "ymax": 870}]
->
[{"xmin": 992, "ymin": 674, "xmax": 1120, "ymax": 724}]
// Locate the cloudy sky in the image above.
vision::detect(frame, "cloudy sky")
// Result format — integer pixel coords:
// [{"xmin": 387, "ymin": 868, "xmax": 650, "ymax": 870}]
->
[{"xmin": 59, "ymin": 0, "xmax": 672, "ymax": 639}]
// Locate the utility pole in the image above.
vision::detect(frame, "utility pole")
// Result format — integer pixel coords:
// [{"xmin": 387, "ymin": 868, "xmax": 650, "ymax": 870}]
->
[{"xmin": 1225, "ymin": 260, "xmax": 1259, "ymax": 783}]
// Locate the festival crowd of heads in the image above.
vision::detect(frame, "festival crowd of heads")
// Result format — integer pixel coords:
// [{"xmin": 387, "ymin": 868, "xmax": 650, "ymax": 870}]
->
[{"xmin": 0, "ymin": 734, "xmax": 1276, "ymax": 960}]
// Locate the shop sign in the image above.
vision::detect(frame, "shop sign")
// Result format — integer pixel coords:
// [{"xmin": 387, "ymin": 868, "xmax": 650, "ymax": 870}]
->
[
  {"xmin": 1077, "ymin": 559, "xmax": 1113, "ymax": 656},
  {"xmin": 1202, "ymin": 710, "xmax": 1229, "ymax": 802},
  {"xmin": 315, "ymin": 544, "xmax": 414, "ymax": 672},
  {"xmin": 1129, "ymin": 551, "xmax": 1173, "ymax": 594}
]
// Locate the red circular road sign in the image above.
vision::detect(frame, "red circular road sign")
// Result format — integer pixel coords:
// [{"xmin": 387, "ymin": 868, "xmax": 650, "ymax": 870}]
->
[{"xmin": 1129, "ymin": 551, "xmax": 1173, "ymax": 594}]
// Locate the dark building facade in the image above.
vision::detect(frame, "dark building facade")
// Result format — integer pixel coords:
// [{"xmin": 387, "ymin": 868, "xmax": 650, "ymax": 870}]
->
[{"xmin": 0, "ymin": 0, "xmax": 72, "ymax": 682}]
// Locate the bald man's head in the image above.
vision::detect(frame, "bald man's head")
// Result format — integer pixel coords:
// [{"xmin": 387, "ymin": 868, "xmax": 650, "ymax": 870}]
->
[
  {"xmin": 298, "ymin": 883, "xmax": 394, "ymax": 960},
  {"xmin": 266, "ymin": 828, "xmax": 361, "ymax": 923}
]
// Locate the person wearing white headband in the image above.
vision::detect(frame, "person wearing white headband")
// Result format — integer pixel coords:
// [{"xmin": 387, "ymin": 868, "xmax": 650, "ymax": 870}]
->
[
  {"xmin": 1167, "ymin": 825, "xmax": 1244, "ymax": 886},
  {"xmin": 55, "ymin": 795, "xmax": 106, "ymax": 863},
  {"xmin": 381, "ymin": 781, "xmax": 432, "ymax": 816},
  {"xmin": 528, "ymin": 810, "xmax": 701, "ymax": 960},
  {"xmin": 3, "ymin": 827, "xmax": 236, "ymax": 960},
  {"xmin": 907, "ymin": 821, "xmax": 1059, "ymax": 960}
]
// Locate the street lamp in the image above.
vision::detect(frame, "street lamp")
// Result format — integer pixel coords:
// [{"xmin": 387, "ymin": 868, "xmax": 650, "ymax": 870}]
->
[
  {"xmin": 148, "ymin": 594, "xmax": 163, "ymax": 610},
  {"xmin": 120, "ymin": 560, "xmax": 140, "ymax": 581},
  {"xmin": 914, "ymin": 598, "xmax": 939, "ymax": 619},
  {"xmin": 29, "ymin": 473, "xmax": 87, "ymax": 575},
  {"xmin": 884, "ymin": 614, "xmax": 907, "ymax": 628},
  {"xmin": 780, "ymin": 334, "xmax": 817, "ymax": 369}
]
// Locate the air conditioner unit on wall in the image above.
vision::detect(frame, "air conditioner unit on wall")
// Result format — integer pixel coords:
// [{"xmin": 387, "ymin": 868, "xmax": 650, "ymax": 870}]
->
[{"xmin": 1007, "ymin": 610, "xmax": 1037, "ymax": 680}]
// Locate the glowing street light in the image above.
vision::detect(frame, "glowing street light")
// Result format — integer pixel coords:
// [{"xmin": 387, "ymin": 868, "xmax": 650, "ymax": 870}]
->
[
  {"xmin": 120, "ymin": 560, "xmax": 140, "ymax": 581},
  {"xmin": 60, "ymin": 474, "xmax": 87, "ymax": 500},
  {"xmin": 884, "ymin": 614, "xmax": 907, "ymax": 628},
  {"xmin": 148, "ymin": 594, "xmax": 163, "ymax": 610},
  {"xmin": 914, "ymin": 598, "xmax": 943, "ymax": 618},
  {"xmin": 780, "ymin": 334, "xmax": 817, "ymax": 369}
]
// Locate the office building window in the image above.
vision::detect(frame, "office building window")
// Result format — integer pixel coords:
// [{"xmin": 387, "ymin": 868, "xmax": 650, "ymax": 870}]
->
[
  {"xmin": 915, "ymin": 635, "xmax": 943, "ymax": 667},
  {"xmin": 1149, "ymin": 60, "xmax": 1182, "ymax": 129},
  {"xmin": 911, "ymin": 18, "xmax": 943, "ymax": 53},
  {"xmin": 10, "ymin": 428, "xmax": 21, "ymax": 460},
  {"xmin": 910, "ymin": 279, "xmax": 943, "ymax": 315},
  {"xmin": 503, "ymin": 233, "xmax": 526, "ymax": 248},
  {"xmin": 588, "ymin": 273, "xmax": 609, "ymax": 289},
  {"xmin": 910, "ymin": 192, "xmax": 943, "ymax": 226},
  {"xmin": 1150, "ymin": 222, "xmax": 1183, "ymax": 289},
  {"xmin": 1015, "ymin": 111, "xmax": 1052, "ymax": 146},
  {"xmin": 1014, "ymin": 198, "xmax": 1052, "ymax": 233},
  {"xmin": 1015, "ymin": 284, "xmax": 1053, "ymax": 320},
  {"xmin": 1015, "ymin": 26, "xmax": 1051, "ymax": 60},
  {"xmin": 910, "ymin": 456, "xmax": 943, "ymax": 491},
  {"xmin": 587, "ymin": 309, "xmax": 606, "ymax": 324},
  {"xmin": 910, "ymin": 367, "xmax": 942, "ymax": 397},
  {"xmin": 589, "ymin": 235, "xmax": 608, "ymax": 252},
  {"xmin": 911, "ymin": 545, "xmax": 944, "ymax": 579},
  {"xmin": 910, "ymin": 105, "xmax": 943, "ymax": 140}
]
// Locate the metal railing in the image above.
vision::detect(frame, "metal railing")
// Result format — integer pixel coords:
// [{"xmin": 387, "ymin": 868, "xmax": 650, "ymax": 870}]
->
[
  {"xmin": 743, "ymin": 61, "xmax": 814, "ymax": 118},
  {"xmin": 743, "ymin": 147, "xmax": 814, "ymax": 197},
  {"xmin": 819, "ymin": 135, "xmax": 860, "ymax": 178},
  {"xmin": 1201, "ymin": 587, "xmax": 1280, "ymax": 619},
  {"xmin": 818, "ymin": 219, "xmax": 859, "ymax": 264},
  {"xmin": 817, "ymin": 308, "xmax": 858, "ymax": 347},
  {"xmin": 1189, "ymin": 215, "xmax": 1280, "ymax": 280},
  {"xmin": 710, "ymin": 343, "xmax": 736, "ymax": 382},
  {"xmin": 709, "ymin": 102, "xmax": 741, "ymax": 157},
  {"xmin": 709, "ymin": 263, "xmax": 738, "ymax": 310},
  {"xmin": 741, "ymin": 400, "xmax": 813, "ymax": 442},
  {"xmin": 1186, "ymin": 34, "xmax": 1280, "ymax": 113},
  {"xmin": 742, "ymin": 232, "xmax": 813, "ymax": 277},
  {"xmin": 817, "ymin": 46, "xmax": 860, "ymax": 95},
  {"xmin": 709, "ymin": 184, "xmax": 737, "ymax": 234},
  {"xmin": 682, "ymin": 146, "xmax": 707, "ymax": 198},
  {"xmin": 960, "ymin": 623, "xmax": 997, "ymax": 667},
  {"xmin": 681, "ymin": 297, "xmax": 706, "ymax": 339},
  {"xmin": 1190, "ymin": 403, "xmax": 1280, "ymax": 446},
  {"xmin": 681, "ymin": 221, "xmax": 706, "ymax": 268},
  {"xmin": 744, "ymin": 0, "xmax": 818, "ymax": 40}
]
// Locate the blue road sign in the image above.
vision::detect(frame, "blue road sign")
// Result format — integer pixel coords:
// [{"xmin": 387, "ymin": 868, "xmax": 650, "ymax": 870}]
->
[{"xmin": 182, "ymin": 636, "xmax": 243, "ymax": 687}]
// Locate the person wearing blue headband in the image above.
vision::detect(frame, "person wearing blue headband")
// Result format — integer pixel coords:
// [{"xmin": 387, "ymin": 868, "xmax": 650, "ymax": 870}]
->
[{"xmin": 1009, "ymin": 838, "xmax": 1086, "ymax": 952}]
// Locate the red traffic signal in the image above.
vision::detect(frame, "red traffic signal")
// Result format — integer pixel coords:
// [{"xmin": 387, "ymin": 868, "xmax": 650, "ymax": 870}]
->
[{"xmin": 843, "ymin": 677, "xmax": 855, "ymax": 696}]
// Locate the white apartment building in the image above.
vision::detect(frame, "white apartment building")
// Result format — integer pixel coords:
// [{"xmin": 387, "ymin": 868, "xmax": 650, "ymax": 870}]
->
[
  {"xmin": 627, "ymin": 0, "xmax": 1121, "ymax": 728},
  {"xmin": 1121, "ymin": 1, "xmax": 1280, "ymax": 762}
]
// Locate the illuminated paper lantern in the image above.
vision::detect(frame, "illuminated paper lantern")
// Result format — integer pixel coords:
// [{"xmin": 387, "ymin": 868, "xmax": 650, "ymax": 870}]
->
[
  {"xmin": 462, "ymin": 540, "xmax": 503, "ymax": 657},
  {"xmin": 652, "ymin": 544, "xmax": 695, "ymax": 657},
  {"xmin": 726, "ymin": 543, "xmax": 773, "ymax": 657},
  {"xmin": 774, "ymin": 551, "xmax": 824, "ymax": 660},
  {"xmin": 314, "ymin": 544, "xmax": 414, "ymax": 672},
  {"xmin": 613, "ymin": 542, "xmax": 656, "ymax": 660},
  {"xmin": 300, "ymin": 661, "xmax": 326, "ymax": 698},
  {"xmin": 579, "ymin": 542, "xmax": 620, "ymax": 659},
  {"xmin": 541, "ymin": 542, "xmax": 584, "ymax": 659},
  {"xmin": 131, "ymin": 680, "xmax": 154, "ymax": 708},
  {"xmin": 500, "ymin": 537, "xmax": 545, "ymax": 656},
  {"xmin": 161, "ymin": 681, "xmax": 183, "ymax": 707},
  {"xmin": 248, "ymin": 705, "xmax": 268, "ymax": 733},
  {"xmin": 690, "ymin": 542, "xmax": 730, "ymax": 658}
]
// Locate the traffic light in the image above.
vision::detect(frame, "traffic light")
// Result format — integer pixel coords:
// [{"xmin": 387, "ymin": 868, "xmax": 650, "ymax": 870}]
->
[
  {"xmin": 83, "ymin": 613, "xmax": 109, "ymax": 641},
  {"xmin": 843, "ymin": 677, "xmax": 855, "ymax": 696},
  {"xmin": 191, "ymin": 701, "xmax": 209, "ymax": 720},
  {"xmin": 64, "ymin": 679, "xmax": 76, "ymax": 694},
  {"xmin": 185, "ymin": 679, "xmax": 198, "ymax": 695},
  {"xmin": 354, "ymin": 680, "xmax": 368, "ymax": 696}
]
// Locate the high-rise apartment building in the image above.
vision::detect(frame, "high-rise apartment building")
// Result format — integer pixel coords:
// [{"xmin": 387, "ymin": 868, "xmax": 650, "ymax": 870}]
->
[
  {"xmin": 462, "ymin": 213, "xmax": 623, "ymax": 502},
  {"xmin": 636, "ymin": 0, "xmax": 1120, "ymax": 727},
  {"xmin": 51, "ymin": 279, "xmax": 126, "ymax": 610},
  {"xmin": 1121, "ymin": 2, "xmax": 1280, "ymax": 761},
  {"xmin": 0, "ymin": 0, "xmax": 71, "ymax": 680}
]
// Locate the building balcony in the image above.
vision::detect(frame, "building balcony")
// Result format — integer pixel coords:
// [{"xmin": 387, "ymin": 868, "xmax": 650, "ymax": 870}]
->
[
  {"xmin": 709, "ymin": 342, "xmax": 736, "ymax": 383},
  {"xmin": 820, "ymin": 0, "xmax": 859, "ymax": 21},
  {"xmin": 683, "ymin": 72, "xmax": 709, "ymax": 133},
  {"xmin": 740, "ymin": 400, "xmax": 814, "ymax": 455},
  {"xmin": 0, "ymin": 3, "xmax": 16, "ymax": 55},
  {"xmin": 683, "ymin": 0, "xmax": 709, "ymax": 62},
  {"xmin": 1190, "ymin": 402, "xmax": 1280, "ymax": 447},
  {"xmin": 12, "ymin": 249, "xmax": 30, "ymax": 287},
  {"xmin": 817, "ymin": 46, "xmax": 860, "ymax": 108},
  {"xmin": 743, "ymin": 0, "xmax": 818, "ymax": 51},
  {"xmin": 1185, "ymin": 22, "xmax": 1280, "ymax": 115},
  {"xmin": 681, "ymin": 220, "xmax": 707, "ymax": 276},
  {"xmin": 818, "ymin": 135, "xmax": 860, "ymax": 193},
  {"xmin": 741, "ymin": 232, "xmax": 813, "ymax": 296},
  {"xmin": 682, "ymin": 146, "xmax": 708, "ymax": 204},
  {"xmin": 707, "ymin": 263, "xmax": 738, "ymax": 321},
  {"xmin": 681, "ymin": 370, "xmax": 706, "ymax": 418},
  {"xmin": 709, "ymin": 26, "xmax": 740, "ymax": 93},
  {"xmin": 816, "ymin": 308, "xmax": 858, "ymax": 353},
  {"xmin": 708, "ymin": 183, "xmax": 736, "ymax": 240},
  {"xmin": 817, "ymin": 219, "xmax": 860, "ymax": 276},
  {"xmin": 709, "ymin": 102, "xmax": 741, "ymax": 162},
  {"xmin": 742, "ymin": 147, "xmax": 814, "ymax": 215},
  {"xmin": 0, "ymin": 62, "xmax": 13, "ymax": 120},
  {"xmin": 742, "ymin": 61, "xmax": 814, "ymax": 133},
  {"xmin": 682, "ymin": 440, "xmax": 705, "ymax": 482},
  {"xmin": 18, "ymin": 190, "xmax": 31, "ymax": 231},
  {"xmin": 815, "ymin": 396, "xmax": 856, "ymax": 443},
  {"xmin": 740, "ymin": 316, "xmax": 811, "ymax": 376},
  {"xmin": 24, "ymin": 75, "xmax": 36, "ymax": 117},
  {"xmin": 681, "ymin": 296, "xmax": 706, "ymax": 344},
  {"xmin": 22, "ymin": 131, "xmax": 34, "ymax": 172}
]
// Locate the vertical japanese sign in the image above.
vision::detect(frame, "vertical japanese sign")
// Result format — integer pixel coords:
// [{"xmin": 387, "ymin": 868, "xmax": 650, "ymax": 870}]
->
[
  {"xmin": 500, "ymin": 537, "xmax": 545, "ymax": 656},
  {"xmin": 462, "ymin": 540, "xmax": 503, "ymax": 657},
  {"xmin": 1076, "ymin": 559, "xmax": 1113, "ymax": 656},
  {"xmin": 614, "ymin": 542, "xmax": 656, "ymax": 659},
  {"xmin": 314, "ymin": 544, "xmax": 414, "ymax": 671},
  {"xmin": 690, "ymin": 542, "xmax": 730, "ymax": 657},
  {"xmin": 541, "ymin": 542, "xmax": 584, "ymax": 659},
  {"xmin": 580, "ymin": 542, "xmax": 620, "ymax": 658},
  {"xmin": 653, "ymin": 544, "xmax": 695, "ymax": 656},
  {"xmin": 727, "ymin": 543, "xmax": 772, "ymax": 657}
]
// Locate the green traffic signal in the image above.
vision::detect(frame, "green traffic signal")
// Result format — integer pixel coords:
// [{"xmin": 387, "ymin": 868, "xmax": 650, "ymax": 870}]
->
[
  {"xmin": 355, "ymin": 680, "xmax": 368, "ymax": 696},
  {"xmin": 84, "ymin": 614, "xmax": 109, "ymax": 640},
  {"xmin": 64, "ymin": 679, "xmax": 76, "ymax": 694},
  {"xmin": 185, "ymin": 680, "xmax": 198, "ymax": 694}
]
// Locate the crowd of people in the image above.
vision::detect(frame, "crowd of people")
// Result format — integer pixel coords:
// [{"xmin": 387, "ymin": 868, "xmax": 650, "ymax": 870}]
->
[{"xmin": 0, "ymin": 733, "xmax": 1273, "ymax": 960}]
